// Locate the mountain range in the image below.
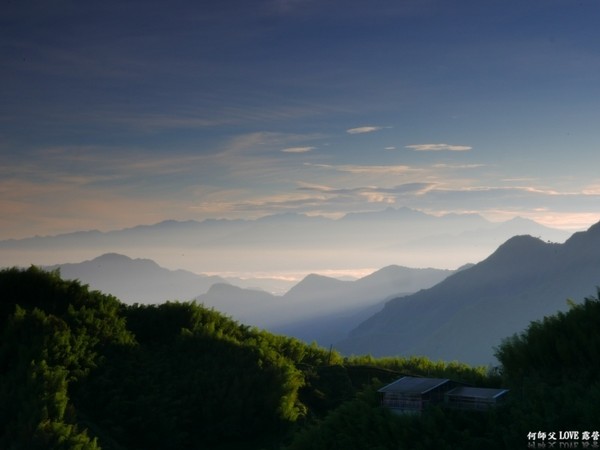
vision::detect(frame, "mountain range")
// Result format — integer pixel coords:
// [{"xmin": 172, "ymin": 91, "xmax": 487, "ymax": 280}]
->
[
  {"xmin": 45, "ymin": 253, "xmax": 455, "ymax": 346},
  {"xmin": 338, "ymin": 221, "xmax": 600, "ymax": 365},
  {"xmin": 196, "ymin": 265, "xmax": 456, "ymax": 344},
  {"xmin": 0, "ymin": 208, "xmax": 571, "ymax": 281},
  {"xmin": 46, "ymin": 253, "xmax": 227, "ymax": 304},
  {"xmin": 3, "ymin": 209, "xmax": 597, "ymax": 366}
]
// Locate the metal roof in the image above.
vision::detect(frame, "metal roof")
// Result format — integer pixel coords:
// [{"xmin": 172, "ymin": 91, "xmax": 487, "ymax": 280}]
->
[
  {"xmin": 445, "ymin": 386, "xmax": 509, "ymax": 400},
  {"xmin": 377, "ymin": 376, "xmax": 451, "ymax": 395}
]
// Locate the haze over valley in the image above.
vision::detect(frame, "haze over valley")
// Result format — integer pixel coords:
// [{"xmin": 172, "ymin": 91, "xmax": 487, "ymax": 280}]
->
[
  {"xmin": 3, "ymin": 210, "xmax": 598, "ymax": 367},
  {"xmin": 0, "ymin": 207, "xmax": 571, "ymax": 287}
]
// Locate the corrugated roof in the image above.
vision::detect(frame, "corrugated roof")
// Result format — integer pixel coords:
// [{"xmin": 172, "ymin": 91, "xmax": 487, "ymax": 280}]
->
[
  {"xmin": 445, "ymin": 386, "xmax": 509, "ymax": 400},
  {"xmin": 378, "ymin": 376, "xmax": 450, "ymax": 395}
]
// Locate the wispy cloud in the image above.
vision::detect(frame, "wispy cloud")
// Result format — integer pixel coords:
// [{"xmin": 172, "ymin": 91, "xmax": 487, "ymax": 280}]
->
[
  {"xmin": 191, "ymin": 193, "xmax": 331, "ymax": 217},
  {"xmin": 298, "ymin": 182, "xmax": 434, "ymax": 196},
  {"xmin": 406, "ymin": 143, "xmax": 472, "ymax": 151},
  {"xmin": 293, "ymin": 182, "xmax": 437, "ymax": 207},
  {"xmin": 432, "ymin": 163, "xmax": 484, "ymax": 169},
  {"xmin": 582, "ymin": 184, "xmax": 600, "ymax": 195},
  {"xmin": 191, "ymin": 181, "xmax": 439, "ymax": 219},
  {"xmin": 309, "ymin": 163, "xmax": 414, "ymax": 174},
  {"xmin": 346, "ymin": 126, "xmax": 383, "ymax": 134},
  {"xmin": 222, "ymin": 132, "xmax": 324, "ymax": 156},
  {"xmin": 281, "ymin": 146, "xmax": 316, "ymax": 153}
]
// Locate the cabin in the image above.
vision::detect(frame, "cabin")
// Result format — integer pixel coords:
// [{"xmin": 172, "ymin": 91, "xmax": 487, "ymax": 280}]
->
[
  {"xmin": 377, "ymin": 376, "xmax": 460, "ymax": 414},
  {"xmin": 378, "ymin": 376, "xmax": 509, "ymax": 414},
  {"xmin": 444, "ymin": 386, "xmax": 509, "ymax": 411}
]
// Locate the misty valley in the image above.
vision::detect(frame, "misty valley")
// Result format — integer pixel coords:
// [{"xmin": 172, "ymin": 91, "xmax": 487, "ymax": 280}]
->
[
  {"xmin": 3, "ymin": 213, "xmax": 600, "ymax": 449},
  {"xmin": 6, "ymin": 0, "xmax": 600, "ymax": 448}
]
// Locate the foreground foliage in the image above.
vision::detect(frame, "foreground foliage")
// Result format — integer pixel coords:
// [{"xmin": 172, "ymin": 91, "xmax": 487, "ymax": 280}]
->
[
  {"xmin": 284, "ymin": 292, "xmax": 600, "ymax": 449},
  {"xmin": 2, "ymin": 267, "xmax": 600, "ymax": 449}
]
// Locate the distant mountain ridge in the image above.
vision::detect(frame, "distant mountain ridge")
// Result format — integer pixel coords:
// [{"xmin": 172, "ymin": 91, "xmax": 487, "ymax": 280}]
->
[
  {"xmin": 46, "ymin": 253, "xmax": 228, "ymax": 303},
  {"xmin": 44, "ymin": 253, "xmax": 455, "ymax": 349},
  {"xmin": 0, "ymin": 208, "xmax": 572, "ymax": 276},
  {"xmin": 196, "ymin": 265, "xmax": 455, "ymax": 345},
  {"xmin": 337, "ymin": 221, "xmax": 600, "ymax": 365}
]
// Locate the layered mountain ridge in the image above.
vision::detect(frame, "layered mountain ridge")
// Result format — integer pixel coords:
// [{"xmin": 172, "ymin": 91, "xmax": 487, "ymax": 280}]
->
[{"xmin": 338, "ymin": 221, "xmax": 600, "ymax": 365}]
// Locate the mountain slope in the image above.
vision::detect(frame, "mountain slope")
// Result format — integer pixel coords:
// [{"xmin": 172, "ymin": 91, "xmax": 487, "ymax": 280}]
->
[
  {"xmin": 47, "ymin": 253, "xmax": 227, "ymax": 303},
  {"xmin": 197, "ymin": 265, "xmax": 454, "ymax": 346},
  {"xmin": 338, "ymin": 222, "xmax": 600, "ymax": 365},
  {"xmin": 196, "ymin": 282, "xmax": 280, "ymax": 324}
]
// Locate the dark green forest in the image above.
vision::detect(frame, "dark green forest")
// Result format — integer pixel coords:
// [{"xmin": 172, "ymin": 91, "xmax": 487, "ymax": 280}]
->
[{"xmin": 2, "ymin": 266, "xmax": 600, "ymax": 449}]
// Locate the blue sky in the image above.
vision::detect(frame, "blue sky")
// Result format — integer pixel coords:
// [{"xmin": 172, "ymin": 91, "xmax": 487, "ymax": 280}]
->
[{"xmin": 2, "ymin": 0, "xmax": 600, "ymax": 239}]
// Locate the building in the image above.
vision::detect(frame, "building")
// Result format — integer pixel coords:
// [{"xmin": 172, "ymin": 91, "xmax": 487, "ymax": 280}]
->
[
  {"xmin": 378, "ymin": 376, "xmax": 509, "ymax": 414},
  {"xmin": 377, "ymin": 376, "xmax": 460, "ymax": 414},
  {"xmin": 444, "ymin": 386, "xmax": 509, "ymax": 411}
]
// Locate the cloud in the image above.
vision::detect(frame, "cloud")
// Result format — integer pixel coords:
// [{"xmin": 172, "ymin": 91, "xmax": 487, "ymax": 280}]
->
[
  {"xmin": 406, "ymin": 143, "xmax": 472, "ymax": 151},
  {"xmin": 432, "ymin": 163, "xmax": 484, "ymax": 169},
  {"xmin": 222, "ymin": 131, "xmax": 324, "ymax": 157},
  {"xmin": 339, "ymin": 165, "xmax": 413, "ymax": 174},
  {"xmin": 582, "ymin": 184, "xmax": 600, "ymax": 195},
  {"xmin": 384, "ymin": 146, "xmax": 396, "ymax": 150},
  {"xmin": 309, "ymin": 163, "xmax": 414, "ymax": 175},
  {"xmin": 298, "ymin": 182, "xmax": 435, "ymax": 196},
  {"xmin": 281, "ymin": 146, "xmax": 315, "ymax": 153},
  {"xmin": 346, "ymin": 126, "xmax": 383, "ymax": 134},
  {"xmin": 205, "ymin": 182, "xmax": 440, "ymax": 219}
]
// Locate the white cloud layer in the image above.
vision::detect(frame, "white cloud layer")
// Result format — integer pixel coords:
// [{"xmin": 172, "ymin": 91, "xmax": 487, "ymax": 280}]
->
[
  {"xmin": 406, "ymin": 143, "xmax": 472, "ymax": 151},
  {"xmin": 346, "ymin": 126, "xmax": 383, "ymax": 134},
  {"xmin": 310, "ymin": 163, "xmax": 414, "ymax": 174}
]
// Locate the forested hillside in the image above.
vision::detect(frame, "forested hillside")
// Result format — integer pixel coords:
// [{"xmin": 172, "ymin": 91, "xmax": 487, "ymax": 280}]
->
[
  {"xmin": 287, "ymin": 295, "xmax": 600, "ymax": 449},
  {"xmin": 340, "ymin": 221, "xmax": 600, "ymax": 365},
  {"xmin": 2, "ymin": 267, "xmax": 600, "ymax": 449}
]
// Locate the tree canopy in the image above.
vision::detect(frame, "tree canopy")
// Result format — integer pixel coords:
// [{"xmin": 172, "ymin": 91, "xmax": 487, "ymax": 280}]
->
[{"xmin": 2, "ymin": 266, "xmax": 600, "ymax": 449}]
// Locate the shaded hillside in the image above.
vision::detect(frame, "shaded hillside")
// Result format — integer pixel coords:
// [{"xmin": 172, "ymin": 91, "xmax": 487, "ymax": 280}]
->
[
  {"xmin": 285, "ymin": 295, "xmax": 600, "ymax": 450},
  {"xmin": 196, "ymin": 282, "xmax": 280, "ymax": 324},
  {"xmin": 40, "ymin": 253, "xmax": 454, "ymax": 348},
  {"xmin": 197, "ymin": 265, "xmax": 454, "ymax": 346},
  {"xmin": 272, "ymin": 266, "xmax": 456, "ymax": 345},
  {"xmin": 198, "ymin": 265, "xmax": 454, "ymax": 326},
  {"xmin": 6, "ymin": 266, "xmax": 600, "ymax": 449},
  {"xmin": 0, "ymin": 266, "xmax": 329, "ymax": 449},
  {"xmin": 338, "ymin": 221, "xmax": 600, "ymax": 365},
  {"xmin": 269, "ymin": 301, "xmax": 387, "ymax": 349},
  {"xmin": 0, "ymin": 266, "xmax": 487, "ymax": 450},
  {"xmin": 47, "ymin": 253, "xmax": 227, "ymax": 303}
]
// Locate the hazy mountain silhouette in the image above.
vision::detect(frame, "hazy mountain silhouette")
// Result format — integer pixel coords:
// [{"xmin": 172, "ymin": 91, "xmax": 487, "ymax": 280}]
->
[
  {"xmin": 0, "ymin": 208, "xmax": 570, "ymax": 278},
  {"xmin": 46, "ymin": 253, "xmax": 228, "ymax": 303},
  {"xmin": 337, "ymin": 221, "xmax": 600, "ymax": 365},
  {"xmin": 45, "ymin": 253, "xmax": 454, "ymax": 348},
  {"xmin": 196, "ymin": 282, "xmax": 281, "ymax": 324},
  {"xmin": 46, "ymin": 252, "xmax": 303, "ymax": 300},
  {"xmin": 197, "ymin": 265, "xmax": 454, "ymax": 346}
]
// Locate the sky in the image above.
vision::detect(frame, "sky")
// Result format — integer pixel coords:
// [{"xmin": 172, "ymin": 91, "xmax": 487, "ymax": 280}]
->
[{"xmin": 3, "ymin": 0, "xmax": 600, "ymax": 240}]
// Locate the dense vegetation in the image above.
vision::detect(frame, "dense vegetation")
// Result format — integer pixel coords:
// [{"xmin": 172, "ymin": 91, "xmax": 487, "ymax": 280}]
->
[{"xmin": 1, "ymin": 266, "xmax": 599, "ymax": 449}]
